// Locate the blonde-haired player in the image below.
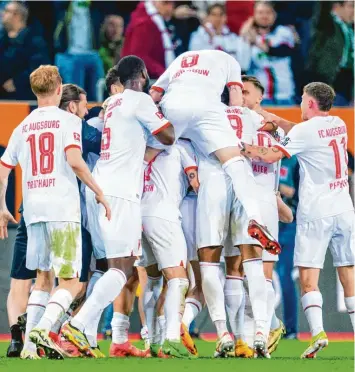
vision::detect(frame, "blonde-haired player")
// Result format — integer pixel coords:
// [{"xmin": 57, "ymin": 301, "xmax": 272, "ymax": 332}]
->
[{"xmin": 0, "ymin": 65, "xmax": 110, "ymax": 359}]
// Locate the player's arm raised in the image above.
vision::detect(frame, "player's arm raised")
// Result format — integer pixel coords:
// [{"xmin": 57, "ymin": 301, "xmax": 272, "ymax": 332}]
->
[
  {"xmin": 226, "ymin": 54, "xmax": 244, "ymax": 107},
  {"xmin": 240, "ymin": 142, "xmax": 290, "ymax": 164},
  {"xmin": 65, "ymin": 147, "xmax": 111, "ymax": 220}
]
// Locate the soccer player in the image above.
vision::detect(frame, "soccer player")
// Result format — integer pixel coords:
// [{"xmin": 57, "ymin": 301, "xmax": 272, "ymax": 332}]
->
[
  {"xmin": 0, "ymin": 65, "xmax": 110, "ymax": 359},
  {"xmin": 140, "ymin": 139, "xmax": 198, "ymax": 358},
  {"xmin": 241, "ymin": 75, "xmax": 288, "ymax": 354},
  {"xmin": 241, "ymin": 82, "xmax": 355, "ymax": 358},
  {"xmin": 61, "ymin": 56, "xmax": 175, "ymax": 357},
  {"xmin": 150, "ymin": 50, "xmax": 280, "ymax": 254},
  {"xmin": 5, "ymin": 83, "xmax": 102, "ymax": 358}
]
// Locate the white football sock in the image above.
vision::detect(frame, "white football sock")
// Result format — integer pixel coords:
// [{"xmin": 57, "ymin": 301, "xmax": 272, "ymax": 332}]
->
[
  {"xmin": 85, "ymin": 313, "xmax": 102, "ymax": 348},
  {"xmin": 36, "ymin": 289, "xmax": 73, "ymax": 331},
  {"xmin": 71, "ymin": 268, "xmax": 126, "ymax": 332},
  {"xmin": 236, "ymin": 286, "xmax": 246, "ymax": 341},
  {"xmin": 51, "ymin": 308, "xmax": 73, "ymax": 335},
  {"xmin": 301, "ymin": 291, "xmax": 324, "ymax": 337},
  {"xmin": 144, "ymin": 276, "xmax": 163, "ymax": 345},
  {"xmin": 164, "ymin": 278, "xmax": 189, "ymax": 341},
  {"xmin": 243, "ymin": 286, "xmax": 255, "ymax": 348},
  {"xmin": 111, "ymin": 312, "xmax": 130, "ymax": 344},
  {"xmin": 266, "ymin": 279, "xmax": 276, "ymax": 337},
  {"xmin": 157, "ymin": 315, "xmax": 166, "ymax": 345},
  {"xmin": 86, "ymin": 270, "xmax": 104, "ymax": 299},
  {"xmin": 182, "ymin": 298, "xmax": 202, "ymax": 329},
  {"xmin": 200, "ymin": 263, "xmax": 226, "ymax": 324},
  {"xmin": 243, "ymin": 259, "xmax": 267, "ymax": 337},
  {"xmin": 225, "ymin": 276, "xmax": 244, "ymax": 340},
  {"xmin": 222, "ymin": 157, "xmax": 263, "ymax": 223},
  {"xmin": 271, "ymin": 312, "xmax": 280, "ymax": 331},
  {"xmin": 24, "ymin": 290, "xmax": 50, "ymax": 351},
  {"xmin": 344, "ymin": 296, "xmax": 354, "ymax": 330}
]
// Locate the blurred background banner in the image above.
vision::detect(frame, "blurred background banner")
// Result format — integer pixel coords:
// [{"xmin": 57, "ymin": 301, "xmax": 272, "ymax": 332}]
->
[{"xmin": 1, "ymin": 103, "xmax": 354, "ymax": 221}]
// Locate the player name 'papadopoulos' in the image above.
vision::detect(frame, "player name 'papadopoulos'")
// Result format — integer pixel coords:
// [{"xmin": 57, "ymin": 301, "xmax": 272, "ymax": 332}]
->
[
  {"xmin": 318, "ymin": 126, "xmax": 347, "ymax": 138},
  {"xmin": 22, "ymin": 120, "xmax": 60, "ymax": 133}
]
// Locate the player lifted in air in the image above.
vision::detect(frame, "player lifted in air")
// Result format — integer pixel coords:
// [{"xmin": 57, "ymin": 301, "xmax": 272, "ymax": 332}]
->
[
  {"xmin": 149, "ymin": 50, "xmax": 280, "ymax": 255},
  {"xmin": 241, "ymin": 82, "xmax": 355, "ymax": 359},
  {"xmin": 0, "ymin": 65, "xmax": 111, "ymax": 359}
]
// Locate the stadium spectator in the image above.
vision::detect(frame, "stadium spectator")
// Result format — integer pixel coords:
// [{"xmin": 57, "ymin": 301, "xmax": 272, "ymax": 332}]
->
[
  {"xmin": 240, "ymin": 1, "xmax": 296, "ymax": 105},
  {"xmin": 225, "ymin": 1, "xmax": 254, "ymax": 34},
  {"xmin": 189, "ymin": 3, "xmax": 251, "ymax": 71},
  {"xmin": 121, "ymin": 1, "xmax": 184, "ymax": 79},
  {"xmin": 277, "ymin": 156, "xmax": 299, "ymax": 339},
  {"xmin": 98, "ymin": 15, "xmax": 124, "ymax": 74},
  {"xmin": 306, "ymin": 1, "xmax": 354, "ymax": 106},
  {"xmin": 0, "ymin": 1, "xmax": 49, "ymax": 100},
  {"xmin": 53, "ymin": 1, "xmax": 104, "ymax": 101}
]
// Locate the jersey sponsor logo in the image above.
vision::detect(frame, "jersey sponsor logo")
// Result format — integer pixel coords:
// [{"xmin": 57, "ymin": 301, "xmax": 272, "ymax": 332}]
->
[
  {"xmin": 74, "ymin": 132, "xmax": 81, "ymax": 142},
  {"xmin": 155, "ymin": 111, "xmax": 164, "ymax": 120}
]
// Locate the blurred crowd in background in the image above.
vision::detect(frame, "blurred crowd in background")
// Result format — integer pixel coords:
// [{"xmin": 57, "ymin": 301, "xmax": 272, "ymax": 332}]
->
[{"xmin": 0, "ymin": 0, "xmax": 353, "ymax": 104}]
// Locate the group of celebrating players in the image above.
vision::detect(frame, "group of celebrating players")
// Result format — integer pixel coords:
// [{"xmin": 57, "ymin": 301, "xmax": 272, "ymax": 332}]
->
[{"xmin": 0, "ymin": 49, "xmax": 353, "ymax": 361}]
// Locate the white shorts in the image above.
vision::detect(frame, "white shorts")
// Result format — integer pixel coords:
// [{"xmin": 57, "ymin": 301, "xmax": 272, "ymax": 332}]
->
[
  {"xmin": 141, "ymin": 216, "xmax": 187, "ymax": 270},
  {"xmin": 196, "ymin": 172, "xmax": 233, "ymax": 249},
  {"xmin": 223, "ymin": 196, "xmax": 278, "ymax": 262},
  {"xmin": 180, "ymin": 193, "xmax": 198, "ymax": 261},
  {"xmin": 27, "ymin": 221, "xmax": 82, "ymax": 278},
  {"xmin": 294, "ymin": 211, "xmax": 355, "ymax": 269},
  {"xmin": 86, "ymin": 189, "xmax": 106, "ymax": 259},
  {"xmin": 99, "ymin": 196, "xmax": 142, "ymax": 259},
  {"xmin": 161, "ymin": 100, "xmax": 238, "ymax": 156}
]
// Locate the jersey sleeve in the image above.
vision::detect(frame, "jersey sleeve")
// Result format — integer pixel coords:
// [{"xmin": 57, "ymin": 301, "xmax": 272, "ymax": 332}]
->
[
  {"xmin": 0, "ymin": 127, "xmax": 21, "ymax": 169},
  {"xmin": 177, "ymin": 140, "xmax": 197, "ymax": 172},
  {"xmin": 151, "ymin": 68, "xmax": 170, "ymax": 93},
  {"xmin": 250, "ymin": 110, "xmax": 263, "ymax": 130},
  {"xmin": 63, "ymin": 115, "xmax": 82, "ymax": 152},
  {"xmin": 269, "ymin": 134, "xmax": 291, "ymax": 158},
  {"xmin": 279, "ymin": 124, "xmax": 307, "ymax": 157},
  {"xmin": 136, "ymin": 93, "xmax": 170, "ymax": 135},
  {"xmin": 226, "ymin": 54, "xmax": 243, "ymax": 89}
]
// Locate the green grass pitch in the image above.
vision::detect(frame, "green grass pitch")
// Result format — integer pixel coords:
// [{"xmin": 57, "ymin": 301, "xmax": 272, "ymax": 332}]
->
[{"xmin": 0, "ymin": 339, "xmax": 353, "ymax": 372}]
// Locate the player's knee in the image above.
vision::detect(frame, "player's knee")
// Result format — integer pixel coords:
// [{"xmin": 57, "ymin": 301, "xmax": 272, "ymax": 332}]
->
[{"xmin": 9, "ymin": 278, "xmax": 32, "ymax": 293}]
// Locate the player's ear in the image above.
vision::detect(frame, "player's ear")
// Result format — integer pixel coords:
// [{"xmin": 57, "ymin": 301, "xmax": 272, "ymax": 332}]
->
[{"xmin": 68, "ymin": 101, "xmax": 77, "ymax": 114}]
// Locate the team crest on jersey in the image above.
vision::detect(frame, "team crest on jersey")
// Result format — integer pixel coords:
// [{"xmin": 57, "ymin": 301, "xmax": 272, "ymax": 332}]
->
[
  {"xmin": 74, "ymin": 133, "xmax": 81, "ymax": 142},
  {"xmin": 155, "ymin": 111, "xmax": 164, "ymax": 120}
]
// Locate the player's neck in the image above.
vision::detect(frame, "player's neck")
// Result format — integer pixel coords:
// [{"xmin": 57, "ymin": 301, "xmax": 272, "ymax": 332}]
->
[
  {"xmin": 124, "ymin": 80, "xmax": 141, "ymax": 92},
  {"xmin": 306, "ymin": 110, "xmax": 329, "ymax": 120},
  {"xmin": 37, "ymin": 98, "xmax": 58, "ymax": 108}
]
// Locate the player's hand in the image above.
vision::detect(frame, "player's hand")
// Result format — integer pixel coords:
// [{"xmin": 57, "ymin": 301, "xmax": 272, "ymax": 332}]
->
[
  {"xmin": 0, "ymin": 209, "xmax": 17, "ymax": 239},
  {"xmin": 95, "ymin": 193, "xmax": 111, "ymax": 221},
  {"xmin": 186, "ymin": 170, "xmax": 200, "ymax": 193}
]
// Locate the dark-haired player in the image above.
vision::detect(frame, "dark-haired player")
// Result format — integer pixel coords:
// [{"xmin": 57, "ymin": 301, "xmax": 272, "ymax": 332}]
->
[{"xmin": 61, "ymin": 56, "xmax": 175, "ymax": 357}]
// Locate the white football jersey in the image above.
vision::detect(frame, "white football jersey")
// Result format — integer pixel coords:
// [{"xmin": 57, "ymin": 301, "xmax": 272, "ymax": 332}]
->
[
  {"xmin": 1, "ymin": 106, "xmax": 82, "ymax": 226},
  {"xmin": 153, "ymin": 50, "xmax": 243, "ymax": 102},
  {"xmin": 281, "ymin": 116, "xmax": 354, "ymax": 223},
  {"xmin": 141, "ymin": 140, "xmax": 197, "ymax": 223},
  {"xmin": 197, "ymin": 105, "xmax": 260, "ymax": 180},
  {"xmin": 92, "ymin": 90, "xmax": 169, "ymax": 203},
  {"xmin": 251, "ymin": 131, "xmax": 284, "ymax": 201}
]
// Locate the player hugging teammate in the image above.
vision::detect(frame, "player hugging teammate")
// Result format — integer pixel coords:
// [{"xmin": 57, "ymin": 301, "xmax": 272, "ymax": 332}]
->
[{"xmin": 0, "ymin": 50, "xmax": 353, "ymax": 361}]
